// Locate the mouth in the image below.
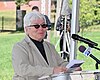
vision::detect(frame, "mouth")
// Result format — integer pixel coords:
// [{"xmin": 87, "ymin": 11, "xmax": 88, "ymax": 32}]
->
[
  {"xmin": 38, "ymin": 31, "xmax": 45, "ymax": 33},
  {"xmin": 38, "ymin": 32, "xmax": 45, "ymax": 36}
]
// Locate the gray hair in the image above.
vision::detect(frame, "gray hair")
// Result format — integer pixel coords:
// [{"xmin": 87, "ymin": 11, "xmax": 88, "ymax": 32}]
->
[{"xmin": 24, "ymin": 11, "xmax": 46, "ymax": 27}]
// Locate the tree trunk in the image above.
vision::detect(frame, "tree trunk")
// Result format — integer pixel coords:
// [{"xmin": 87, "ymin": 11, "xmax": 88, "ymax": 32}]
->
[{"xmin": 16, "ymin": 5, "xmax": 20, "ymax": 10}]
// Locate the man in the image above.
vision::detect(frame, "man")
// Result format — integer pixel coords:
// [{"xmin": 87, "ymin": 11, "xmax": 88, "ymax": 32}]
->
[
  {"xmin": 32, "ymin": 6, "xmax": 51, "ymax": 30},
  {"xmin": 12, "ymin": 11, "xmax": 81, "ymax": 80}
]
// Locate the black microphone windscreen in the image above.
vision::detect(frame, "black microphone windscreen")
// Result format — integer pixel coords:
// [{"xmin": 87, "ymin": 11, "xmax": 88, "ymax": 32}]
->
[
  {"xmin": 72, "ymin": 34, "xmax": 98, "ymax": 47},
  {"xmin": 79, "ymin": 45, "xmax": 86, "ymax": 53},
  {"xmin": 72, "ymin": 34, "xmax": 79, "ymax": 40}
]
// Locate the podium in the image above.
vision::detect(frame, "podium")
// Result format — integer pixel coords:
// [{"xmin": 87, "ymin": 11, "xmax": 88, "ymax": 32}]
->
[
  {"xmin": 39, "ymin": 70, "xmax": 100, "ymax": 80},
  {"xmin": 69, "ymin": 70, "xmax": 100, "ymax": 80}
]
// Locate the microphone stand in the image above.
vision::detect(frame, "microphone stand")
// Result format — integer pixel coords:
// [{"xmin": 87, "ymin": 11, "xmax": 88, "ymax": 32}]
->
[
  {"xmin": 89, "ymin": 54, "xmax": 100, "ymax": 69},
  {"xmin": 88, "ymin": 44, "xmax": 100, "ymax": 69},
  {"xmin": 91, "ymin": 46, "xmax": 100, "ymax": 51},
  {"xmin": 89, "ymin": 45, "xmax": 100, "ymax": 80},
  {"xmin": 89, "ymin": 44, "xmax": 100, "ymax": 69}
]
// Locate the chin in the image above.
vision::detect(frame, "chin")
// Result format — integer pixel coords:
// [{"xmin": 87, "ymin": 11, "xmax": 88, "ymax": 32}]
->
[{"xmin": 38, "ymin": 37, "xmax": 43, "ymax": 41}]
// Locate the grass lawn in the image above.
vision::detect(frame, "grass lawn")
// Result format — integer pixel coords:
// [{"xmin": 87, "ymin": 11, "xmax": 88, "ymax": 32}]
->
[
  {"xmin": 0, "ymin": 25, "xmax": 100, "ymax": 80},
  {"xmin": 0, "ymin": 32, "xmax": 24, "ymax": 80}
]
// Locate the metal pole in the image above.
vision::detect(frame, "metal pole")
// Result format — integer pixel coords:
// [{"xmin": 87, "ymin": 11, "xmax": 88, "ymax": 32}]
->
[
  {"xmin": 54, "ymin": 0, "xmax": 62, "ymax": 31},
  {"xmin": 70, "ymin": 0, "xmax": 80, "ymax": 61},
  {"xmin": 2, "ymin": 16, "xmax": 4, "ymax": 31},
  {"xmin": 47, "ymin": 0, "xmax": 51, "ymax": 42},
  {"xmin": 41, "ymin": 0, "xmax": 46, "ymax": 14},
  {"xmin": 63, "ymin": 16, "xmax": 67, "ymax": 53},
  {"xmin": 48, "ymin": 0, "xmax": 51, "ymax": 19}
]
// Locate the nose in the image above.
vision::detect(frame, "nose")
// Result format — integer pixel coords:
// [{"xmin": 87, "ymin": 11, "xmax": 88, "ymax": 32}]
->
[{"xmin": 38, "ymin": 26, "xmax": 44, "ymax": 29}]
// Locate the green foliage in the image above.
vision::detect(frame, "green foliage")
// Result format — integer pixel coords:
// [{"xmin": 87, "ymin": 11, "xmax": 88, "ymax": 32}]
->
[
  {"xmin": 15, "ymin": 0, "xmax": 31, "ymax": 9},
  {"xmin": 69, "ymin": 0, "xmax": 100, "ymax": 32},
  {"xmin": 79, "ymin": 0, "xmax": 96, "ymax": 28},
  {"xmin": 93, "ymin": 2, "xmax": 100, "ymax": 24},
  {"xmin": 15, "ymin": 0, "xmax": 31, "ymax": 6}
]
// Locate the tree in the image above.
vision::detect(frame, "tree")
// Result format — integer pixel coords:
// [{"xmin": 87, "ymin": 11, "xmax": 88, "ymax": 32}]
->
[
  {"xmin": 94, "ymin": 0, "xmax": 100, "ymax": 24},
  {"xmin": 15, "ymin": 0, "xmax": 31, "ymax": 10},
  {"xmin": 69, "ymin": 0, "xmax": 100, "ymax": 35},
  {"xmin": 79, "ymin": 0, "xmax": 97, "ymax": 34},
  {"xmin": 15, "ymin": 0, "xmax": 31, "ymax": 31}
]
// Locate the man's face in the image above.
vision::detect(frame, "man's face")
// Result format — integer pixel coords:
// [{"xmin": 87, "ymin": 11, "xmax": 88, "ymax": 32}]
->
[{"xmin": 25, "ymin": 19, "xmax": 48, "ymax": 41}]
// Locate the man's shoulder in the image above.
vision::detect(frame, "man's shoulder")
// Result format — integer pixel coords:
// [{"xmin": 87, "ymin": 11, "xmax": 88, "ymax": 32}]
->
[
  {"xmin": 44, "ymin": 14, "xmax": 47, "ymax": 17},
  {"xmin": 44, "ymin": 15, "xmax": 49, "ymax": 19}
]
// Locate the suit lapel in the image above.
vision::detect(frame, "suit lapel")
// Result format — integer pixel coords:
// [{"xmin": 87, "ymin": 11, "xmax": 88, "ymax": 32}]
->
[
  {"xmin": 43, "ymin": 42, "xmax": 54, "ymax": 66},
  {"xmin": 24, "ymin": 36, "xmax": 49, "ymax": 66}
]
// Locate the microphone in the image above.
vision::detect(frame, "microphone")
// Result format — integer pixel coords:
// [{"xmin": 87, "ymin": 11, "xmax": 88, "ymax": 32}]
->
[
  {"xmin": 79, "ymin": 45, "xmax": 100, "ymax": 64},
  {"xmin": 79, "ymin": 45, "xmax": 92, "ymax": 56},
  {"xmin": 72, "ymin": 34, "xmax": 98, "ymax": 47}
]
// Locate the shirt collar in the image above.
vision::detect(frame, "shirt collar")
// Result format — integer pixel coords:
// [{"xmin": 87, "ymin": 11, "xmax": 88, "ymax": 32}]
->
[{"xmin": 29, "ymin": 36, "xmax": 44, "ymax": 44}]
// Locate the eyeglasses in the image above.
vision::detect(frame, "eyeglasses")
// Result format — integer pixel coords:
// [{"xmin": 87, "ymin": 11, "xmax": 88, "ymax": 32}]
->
[{"xmin": 29, "ymin": 24, "xmax": 48, "ymax": 29}]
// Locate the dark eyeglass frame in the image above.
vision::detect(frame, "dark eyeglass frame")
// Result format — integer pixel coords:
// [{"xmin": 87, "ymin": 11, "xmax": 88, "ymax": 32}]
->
[{"xmin": 28, "ymin": 24, "xmax": 48, "ymax": 29}]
